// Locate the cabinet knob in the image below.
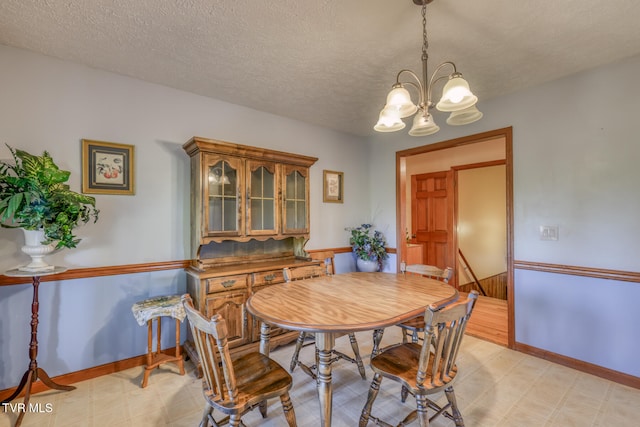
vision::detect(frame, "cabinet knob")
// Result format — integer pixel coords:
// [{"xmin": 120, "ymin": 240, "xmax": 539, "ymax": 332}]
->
[{"xmin": 264, "ymin": 274, "xmax": 276, "ymax": 282}]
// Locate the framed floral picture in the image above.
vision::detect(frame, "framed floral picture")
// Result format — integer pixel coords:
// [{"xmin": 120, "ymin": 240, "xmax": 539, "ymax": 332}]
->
[
  {"xmin": 323, "ymin": 170, "xmax": 344, "ymax": 203},
  {"xmin": 82, "ymin": 139, "xmax": 135, "ymax": 195}
]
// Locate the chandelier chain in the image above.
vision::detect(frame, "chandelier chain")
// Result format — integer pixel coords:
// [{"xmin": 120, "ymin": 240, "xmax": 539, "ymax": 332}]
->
[{"xmin": 421, "ymin": 3, "xmax": 428, "ymax": 59}]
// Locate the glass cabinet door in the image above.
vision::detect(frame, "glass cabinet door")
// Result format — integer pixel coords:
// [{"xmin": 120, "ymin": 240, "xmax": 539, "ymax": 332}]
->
[
  {"xmin": 247, "ymin": 161, "xmax": 277, "ymax": 235},
  {"xmin": 282, "ymin": 165, "xmax": 309, "ymax": 234},
  {"xmin": 206, "ymin": 157, "xmax": 243, "ymax": 236}
]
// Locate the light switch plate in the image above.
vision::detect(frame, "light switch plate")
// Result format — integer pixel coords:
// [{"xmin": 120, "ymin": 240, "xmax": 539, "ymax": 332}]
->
[{"xmin": 539, "ymin": 225, "xmax": 559, "ymax": 241}]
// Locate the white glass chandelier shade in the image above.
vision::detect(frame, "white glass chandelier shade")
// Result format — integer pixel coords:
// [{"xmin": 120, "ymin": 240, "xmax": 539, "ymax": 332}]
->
[
  {"xmin": 435, "ymin": 75, "xmax": 478, "ymax": 112},
  {"xmin": 374, "ymin": 107, "xmax": 406, "ymax": 132},
  {"xmin": 409, "ymin": 110, "xmax": 440, "ymax": 136},
  {"xmin": 446, "ymin": 105, "xmax": 483, "ymax": 126},
  {"xmin": 384, "ymin": 86, "xmax": 418, "ymax": 118}
]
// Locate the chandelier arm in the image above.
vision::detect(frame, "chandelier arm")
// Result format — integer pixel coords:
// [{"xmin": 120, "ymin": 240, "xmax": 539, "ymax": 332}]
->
[
  {"xmin": 396, "ymin": 69, "xmax": 426, "ymax": 107},
  {"xmin": 426, "ymin": 61, "xmax": 458, "ymax": 106}
]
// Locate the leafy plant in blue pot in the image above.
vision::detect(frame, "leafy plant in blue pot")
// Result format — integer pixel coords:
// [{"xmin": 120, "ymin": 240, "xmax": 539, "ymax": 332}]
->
[{"xmin": 347, "ymin": 223, "xmax": 388, "ymax": 272}]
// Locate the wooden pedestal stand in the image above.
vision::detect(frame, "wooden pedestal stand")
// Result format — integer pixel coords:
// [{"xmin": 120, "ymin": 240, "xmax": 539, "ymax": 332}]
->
[{"xmin": 1, "ymin": 267, "xmax": 75, "ymax": 427}]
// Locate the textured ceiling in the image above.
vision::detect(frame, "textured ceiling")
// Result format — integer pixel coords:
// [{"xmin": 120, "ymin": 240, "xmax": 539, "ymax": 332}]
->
[{"xmin": 2, "ymin": 0, "xmax": 640, "ymax": 137}]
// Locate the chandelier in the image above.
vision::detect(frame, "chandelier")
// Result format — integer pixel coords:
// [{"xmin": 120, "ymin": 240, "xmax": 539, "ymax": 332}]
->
[{"xmin": 374, "ymin": 0, "xmax": 482, "ymax": 136}]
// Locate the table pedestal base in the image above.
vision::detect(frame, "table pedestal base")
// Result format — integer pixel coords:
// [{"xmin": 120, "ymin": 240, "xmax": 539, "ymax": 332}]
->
[{"xmin": 316, "ymin": 333, "xmax": 335, "ymax": 427}]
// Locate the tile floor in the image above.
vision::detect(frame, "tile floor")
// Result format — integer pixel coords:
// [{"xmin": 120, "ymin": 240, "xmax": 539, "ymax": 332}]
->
[{"xmin": 2, "ymin": 328, "xmax": 639, "ymax": 427}]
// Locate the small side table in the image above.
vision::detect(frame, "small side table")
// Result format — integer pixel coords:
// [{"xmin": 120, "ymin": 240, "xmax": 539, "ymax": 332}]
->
[
  {"xmin": 131, "ymin": 295, "xmax": 186, "ymax": 388},
  {"xmin": 1, "ymin": 266, "xmax": 74, "ymax": 427}
]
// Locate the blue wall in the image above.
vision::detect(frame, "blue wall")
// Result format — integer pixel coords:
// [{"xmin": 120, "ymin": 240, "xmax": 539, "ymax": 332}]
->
[
  {"xmin": 0, "ymin": 270, "xmax": 186, "ymax": 389},
  {"xmin": 514, "ymin": 269, "xmax": 640, "ymax": 377}
]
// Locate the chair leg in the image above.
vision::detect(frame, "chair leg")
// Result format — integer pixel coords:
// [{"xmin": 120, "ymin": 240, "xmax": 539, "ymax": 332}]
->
[
  {"xmin": 444, "ymin": 386, "xmax": 465, "ymax": 427},
  {"xmin": 229, "ymin": 414, "xmax": 242, "ymax": 426},
  {"xmin": 200, "ymin": 405, "xmax": 213, "ymax": 427},
  {"xmin": 371, "ymin": 328, "xmax": 384, "ymax": 357},
  {"xmin": 416, "ymin": 394, "xmax": 430, "ymax": 427},
  {"xmin": 401, "ymin": 385, "xmax": 409, "ymax": 403},
  {"xmin": 359, "ymin": 373, "xmax": 382, "ymax": 427},
  {"xmin": 280, "ymin": 392, "xmax": 297, "ymax": 427},
  {"xmin": 347, "ymin": 333, "xmax": 367, "ymax": 380},
  {"xmin": 259, "ymin": 399, "xmax": 267, "ymax": 418},
  {"xmin": 290, "ymin": 332, "xmax": 306, "ymax": 372}
]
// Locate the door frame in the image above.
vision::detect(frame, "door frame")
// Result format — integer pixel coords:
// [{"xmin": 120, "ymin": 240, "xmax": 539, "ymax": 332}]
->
[{"xmin": 396, "ymin": 127, "xmax": 514, "ymax": 348}]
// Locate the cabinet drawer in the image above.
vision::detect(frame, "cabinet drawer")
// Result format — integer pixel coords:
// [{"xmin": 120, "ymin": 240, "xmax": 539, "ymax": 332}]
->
[
  {"xmin": 207, "ymin": 274, "xmax": 248, "ymax": 293},
  {"xmin": 253, "ymin": 270, "xmax": 284, "ymax": 287}
]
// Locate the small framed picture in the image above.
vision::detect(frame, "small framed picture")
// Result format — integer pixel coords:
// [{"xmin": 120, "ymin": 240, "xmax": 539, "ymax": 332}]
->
[
  {"xmin": 323, "ymin": 170, "xmax": 344, "ymax": 203},
  {"xmin": 82, "ymin": 139, "xmax": 135, "ymax": 195}
]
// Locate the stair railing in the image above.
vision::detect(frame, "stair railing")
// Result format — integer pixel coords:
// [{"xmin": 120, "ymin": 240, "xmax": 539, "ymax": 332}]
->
[{"xmin": 457, "ymin": 249, "xmax": 487, "ymax": 296}]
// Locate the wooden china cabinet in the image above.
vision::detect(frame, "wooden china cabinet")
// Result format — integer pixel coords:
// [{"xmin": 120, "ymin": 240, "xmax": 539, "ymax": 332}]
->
[{"xmin": 182, "ymin": 137, "xmax": 319, "ymax": 366}]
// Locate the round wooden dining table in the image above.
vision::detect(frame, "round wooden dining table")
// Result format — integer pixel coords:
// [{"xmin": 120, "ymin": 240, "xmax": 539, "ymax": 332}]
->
[{"xmin": 245, "ymin": 271, "xmax": 459, "ymax": 427}]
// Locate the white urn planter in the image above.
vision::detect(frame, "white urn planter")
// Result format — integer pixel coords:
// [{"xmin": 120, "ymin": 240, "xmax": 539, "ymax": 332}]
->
[
  {"xmin": 19, "ymin": 229, "xmax": 56, "ymax": 272},
  {"xmin": 356, "ymin": 258, "xmax": 379, "ymax": 273}
]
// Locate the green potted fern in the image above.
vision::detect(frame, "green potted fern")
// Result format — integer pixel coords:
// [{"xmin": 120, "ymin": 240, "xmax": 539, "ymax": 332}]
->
[{"xmin": 0, "ymin": 145, "xmax": 99, "ymax": 270}]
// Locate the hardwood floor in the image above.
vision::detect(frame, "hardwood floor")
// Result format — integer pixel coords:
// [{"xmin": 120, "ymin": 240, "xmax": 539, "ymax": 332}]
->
[{"xmin": 463, "ymin": 292, "xmax": 508, "ymax": 346}]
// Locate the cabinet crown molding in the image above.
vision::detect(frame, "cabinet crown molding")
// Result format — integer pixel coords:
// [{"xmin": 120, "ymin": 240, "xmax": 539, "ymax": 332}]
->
[{"xmin": 183, "ymin": 137, "xmax": 318, "ymax": 167}]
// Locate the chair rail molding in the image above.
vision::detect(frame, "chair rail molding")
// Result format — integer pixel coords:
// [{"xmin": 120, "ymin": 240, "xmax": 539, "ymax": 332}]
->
[{"xmin": 514, "ymin": 260, "xmax": 640, "ymax": 283}]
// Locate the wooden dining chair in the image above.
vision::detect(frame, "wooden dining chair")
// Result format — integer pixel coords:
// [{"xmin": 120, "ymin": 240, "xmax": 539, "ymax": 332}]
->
[
  {"xmin": 181, "ymin": 294, "xmax": 297, "ymax": 427},
  {"xmin": 283, "ymin": 265, "xmax": 367, "ymax": 381},
  {"xmin": 359, "ymin": 291, "xmax": 479, "ymax": 427},
  {"xmin": 310, "ymin": 250, "xmax": 336, "ymax": 275},
  {"xmin": 399, "ymin": 265, "xmax": 454, "ymax": 344}
]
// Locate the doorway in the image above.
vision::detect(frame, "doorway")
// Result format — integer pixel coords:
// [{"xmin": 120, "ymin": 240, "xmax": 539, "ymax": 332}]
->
[
  {"xmin": 396, "ymin": 127, "xmax": 514, "ymax": 348},
  {"xmin": 455, "ymin": 162, "xmax": 506, "ymax": 295}
]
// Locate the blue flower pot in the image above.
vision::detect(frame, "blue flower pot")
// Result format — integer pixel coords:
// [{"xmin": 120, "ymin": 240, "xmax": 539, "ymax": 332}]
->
[{"xmin": 357, "ymin": 258, "xmax": 379, "ymax": 272}]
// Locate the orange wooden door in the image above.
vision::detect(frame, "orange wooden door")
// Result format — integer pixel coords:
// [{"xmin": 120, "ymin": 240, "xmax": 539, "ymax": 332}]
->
[{"xmin": 411, "ymin": 170, "xmax": 455, "ymax": 276}]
